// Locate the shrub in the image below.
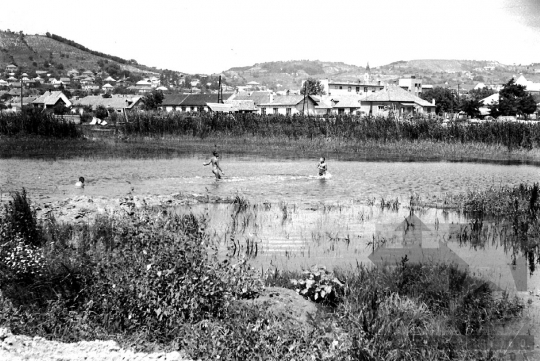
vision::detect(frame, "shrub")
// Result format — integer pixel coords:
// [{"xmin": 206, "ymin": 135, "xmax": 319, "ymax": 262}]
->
[
  {"xmin": 0, "ymin": 188, "xmax": 42, "ymax": 247},
  {"xmin": 290, "ymin": 265, "xmax": 344, "ymax": 306},
  {"xmin": 0, "ymin": 200, "xmax": 264, "ymax": 344},
  {"xmin": 95, "ymin": 105, "xmax": 108, "ymax": 119}
]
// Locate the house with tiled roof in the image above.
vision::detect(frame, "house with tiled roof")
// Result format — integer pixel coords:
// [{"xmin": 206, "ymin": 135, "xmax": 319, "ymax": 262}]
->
[
  {"xmin": 32, "ymin": 91, "xmax": 72, "ymax": 110},
  {"xmin": 310, "ymin": 96, "xmax": 334, "ymax": 115},
  {"xmin": 158, "ymin": 93, "xmax": 234, "ymax": 112},
  {"xmin": 73, "ymin": 94, "xmax": 143, "ymax": 114},
  {"xmin": 232, "ymin": 91, "xmax": 273, "ymax": 106},
  {"xmin": 159, "ymin": 94, "xmax": 190, "ymax": 112},
  {"xmin": 102, "ymin": 83, "xmax": 114, "ymax": 92},
  {"xmin": 82, "ymin": 84, "xmax": 100, "ymax": 91},
  {"xmin": 516, "ymin": 75, "xmax": 540, "ymax": 95},
  {"xmin": 258, "ymin": 95, "xmax": 318, "ymax": 116},
  {"xmin": 180, "ymin": 93, "xmax": 234, "ymax": 112},
  {"xmin": 5, "ymin": 64, "xmax": 18, "ymax": 72},
  {"xmin": 207, "ymin": 103, "xmax": 237, "ymax": 113},
  {"xmin": 80, "ymin": 77, "xmax": 95, "ymax": 85},
  {"xmin": 136, "ymin": 79, "xmax": 153, "ymax": 93},
  {"xmin": 224, "ymin": 99, "xmax": 257, "ymax": 113},
  {"xmin": 317, "ymin": 94, "xmax": 363, "ymax": 115},
  {"xmin": 4, "ymin": 96, "xmax": 39, "ymax": 110},
  {"xmin": 360, "ymin": 85, "xmax": 435, "ymax": 116}
]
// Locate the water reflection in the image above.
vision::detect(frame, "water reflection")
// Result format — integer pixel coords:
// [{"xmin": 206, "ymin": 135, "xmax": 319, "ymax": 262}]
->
[{"xmin": 175, "ymin": 202, "xmax": 538, "ymax": 293}]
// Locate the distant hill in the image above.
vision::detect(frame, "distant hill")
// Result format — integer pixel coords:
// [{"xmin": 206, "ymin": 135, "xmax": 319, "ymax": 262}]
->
[
  {"xmin": 222, "ymin": 59, "xmax": 538, "ymax": 90},
  {"xmin": 0, "ymin": 30, "xmax": 175, "ymax": 78},
  {"xmin": 223, "ymin": 60, "xmax": 368, "ymax": 90}
]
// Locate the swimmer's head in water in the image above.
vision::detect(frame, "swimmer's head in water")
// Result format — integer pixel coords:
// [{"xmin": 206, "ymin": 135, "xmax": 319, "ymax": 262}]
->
[{"xmin": 79, "ymin": 176, "xmax": 85, "ymax": 183}]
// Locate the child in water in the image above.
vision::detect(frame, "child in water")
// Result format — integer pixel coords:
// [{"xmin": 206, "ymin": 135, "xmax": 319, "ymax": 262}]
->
[
  {"xmin": 75, "ymin": 176, "xmax": 85, "ymax": 188},
  {"xmin": 317, "ymin": 157, "xmax": 327, "ymax": 176},
  {"xmin": 203, "ymin": 151, "xmax": 225, "ymax": 180}
]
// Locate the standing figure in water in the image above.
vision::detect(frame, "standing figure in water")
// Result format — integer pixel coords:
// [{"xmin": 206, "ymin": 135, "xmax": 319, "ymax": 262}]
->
[
  {"xmin": 75, "ymin": 176, "xmax": 85, "ymax": 188},
  {"xmin": 203, "ymin": 151, "xmax": 225, "ymax": 180},
  {"xmin": 317, "ymin": 157, "xmax": 327, "ymax": 177}
]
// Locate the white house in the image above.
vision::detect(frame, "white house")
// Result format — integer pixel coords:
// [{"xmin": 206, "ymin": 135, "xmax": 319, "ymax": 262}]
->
[
  {"xmin": 102, "ymin": 83, "xmax": 114, "ymax": 92},
  {"xmin": 478, "ymin": 93, "xmax": 499, "ymax": 116},
  {"xmin": 320, "ymin": 78, "xmax": 385, "ymax": 96},
  {"xmin": 360, "ymin": 85, "xmax": 436, "ymax": 116},
  {"xmin": 258, "ymin": 95, "xmax": 318, "ymax": 116},
  {"xmin": 515, "ymin": 75, "xmax": 540, "ymax": 95},
  {"xmin": 398, "ymin": 77, "xmax": 423, "ymax": 97},
  {"xmin": 32, "ymin": 91, "xmax": 72, "ymax": 110}
]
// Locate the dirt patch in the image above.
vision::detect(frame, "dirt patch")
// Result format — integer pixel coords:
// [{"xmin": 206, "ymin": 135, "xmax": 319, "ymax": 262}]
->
[{"xmin": 0, "ymin": 327, "xmax": 192, "ymax": 361}]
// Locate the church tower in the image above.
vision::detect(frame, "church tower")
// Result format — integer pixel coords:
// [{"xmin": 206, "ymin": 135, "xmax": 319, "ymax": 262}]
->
[{"xmin": 363, "ymin": 62, "xmax": 371, "ymax": 83}]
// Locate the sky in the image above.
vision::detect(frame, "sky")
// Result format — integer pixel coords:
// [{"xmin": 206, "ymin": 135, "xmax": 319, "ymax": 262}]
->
[{"xmin": 3, "ymin": 0, "xmax": 540, "ymax": 74}]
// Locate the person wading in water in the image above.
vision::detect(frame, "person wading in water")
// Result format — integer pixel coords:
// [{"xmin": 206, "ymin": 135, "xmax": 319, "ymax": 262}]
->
[
  {"xmin": 317, "ymin": 157, "xmax": 327, "ymax": 177},
  {"xmin": 203, "ymin": 151, "xmax": 225, "ymax": 180}
]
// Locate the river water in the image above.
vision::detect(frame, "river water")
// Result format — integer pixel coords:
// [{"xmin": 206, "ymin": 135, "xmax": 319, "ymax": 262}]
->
[
  {"xmin": 1, "ymin": 155, "xmax": 539, "ymax": 291},
  {"xmin": 1, "ymin": 156, "xmax": 539, "ymax": 204}
]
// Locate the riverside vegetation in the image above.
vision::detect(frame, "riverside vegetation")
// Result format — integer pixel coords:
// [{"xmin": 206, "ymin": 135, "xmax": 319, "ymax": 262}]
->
[
  {"xmin": 3, "ymin": 111, "xmax": 540, "ymax": 162},
  {"xmin": 1, "ymin": 187, "xmax": 536, "ymax": 360}
]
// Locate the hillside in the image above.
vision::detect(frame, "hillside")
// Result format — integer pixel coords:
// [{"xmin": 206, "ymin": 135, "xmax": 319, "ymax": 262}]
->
[
  {"xmin": 223, "ymin": 60, "xmax": 368, "ymax": 90},
  {"xmin": 0, "ymin": 30, "xmax": 164, "ymax": 77},
  {"xmin": 382, "ymin": 59, "xmax": 500, "ymax": 73},
  {"xmin": 222, "ymin": 58, "xmax": 539, "ymax": 90}
]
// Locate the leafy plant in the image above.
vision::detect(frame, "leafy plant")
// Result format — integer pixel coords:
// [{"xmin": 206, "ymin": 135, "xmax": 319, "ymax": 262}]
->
[{"xmin": 290, "ymin": 265, "xmax": 344, "ymax": 306}]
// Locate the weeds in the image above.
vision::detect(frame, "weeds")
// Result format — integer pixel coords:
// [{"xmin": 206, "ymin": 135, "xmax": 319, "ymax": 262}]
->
[{"xmin": 459, "ymin": 183, "xmax": 540, "ymax": 272}]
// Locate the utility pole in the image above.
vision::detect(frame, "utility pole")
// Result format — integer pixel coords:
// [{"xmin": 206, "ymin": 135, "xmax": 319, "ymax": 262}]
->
[
  {"xmin": 457, "ymin": 83, "xmax": 461, "ymax": 119},
  {"xmin": 217, "ymin": 75, "xmax": 222, "ymax": 103},
  {"xmin": 302, "ymin": 80, "xmax": 307, "ymax": 115},
  {"xmin": 20, "ymin": 76, "xmax": 23, "ymax": 112}
]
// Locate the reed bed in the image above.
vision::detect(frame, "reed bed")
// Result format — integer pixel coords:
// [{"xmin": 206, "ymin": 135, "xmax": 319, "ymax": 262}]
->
[
  {"xmin": 4, "ymin": 111, "xmax": 540, "ymax": 163},
  {"xmin": 0, "ymin": 111, "xmax": 81, "ymax": 138},
  {"xmin": 121, "ymin": 112, "xmax": 540, "ymax": 151}
]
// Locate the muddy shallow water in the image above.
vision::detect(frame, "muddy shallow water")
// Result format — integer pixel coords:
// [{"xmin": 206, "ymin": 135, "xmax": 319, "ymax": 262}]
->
[{"xmin": 1, "ymin": 156, "xmax": 539, "ymax": 205}]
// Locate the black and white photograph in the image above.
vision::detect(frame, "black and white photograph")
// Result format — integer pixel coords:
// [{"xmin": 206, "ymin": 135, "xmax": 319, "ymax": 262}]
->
[{"xmin": 1, "ymin": 1, "xmax": 540, "ymax": 360}]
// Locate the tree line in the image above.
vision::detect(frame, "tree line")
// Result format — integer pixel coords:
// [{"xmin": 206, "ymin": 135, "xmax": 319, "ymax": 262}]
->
[
  {"xmin": 45, "ymin": 32, "xmax": 135, "ymax": 66},
  {"xmin": 421, "ymin": 79, "xmax": 538, "ymax": 119}
]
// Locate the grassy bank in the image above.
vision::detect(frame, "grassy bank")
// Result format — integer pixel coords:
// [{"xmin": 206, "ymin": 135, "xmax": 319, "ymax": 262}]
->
[
  {"xmin": 3, "ymin": 112, "xmax": 540, "ymax": 163},
  {"xmin": 4, "ymin": 134, "xmax": 540, "ymax": 164},
  {"xmin": 0, "ymin": 189, "xmax": 533, "ymax": 360}
]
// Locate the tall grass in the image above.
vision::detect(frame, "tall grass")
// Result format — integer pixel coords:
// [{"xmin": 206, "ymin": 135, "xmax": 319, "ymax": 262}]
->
[
  {"xmin": 458, "ymin": 183, "xmax": 540, "ymax": 273},
  {"xmin": 121, "ymin": 111, "xmax": 540, "ymax": 150},
  {"xmin": 0, "ymin": 110, "xmax": 81, "ymax": 138}
]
